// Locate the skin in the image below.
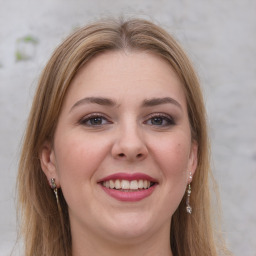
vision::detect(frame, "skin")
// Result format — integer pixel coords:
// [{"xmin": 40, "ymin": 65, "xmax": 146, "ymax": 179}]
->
[{"xmin": 40, "ymin": 50, "xmax": 198, "ymax": 256}]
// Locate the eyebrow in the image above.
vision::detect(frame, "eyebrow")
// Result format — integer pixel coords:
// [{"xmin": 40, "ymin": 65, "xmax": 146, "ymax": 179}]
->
[
  {"xmin": 70, "ymin": 96, "xmax": 182, "ymax": 112},
  {"xmin": 70, "ymin": 97, "xmax": 117, "ymax": 112},
  {"xmin": 142, "ymin": 97, "xmax": 182, "ymax": 109}
]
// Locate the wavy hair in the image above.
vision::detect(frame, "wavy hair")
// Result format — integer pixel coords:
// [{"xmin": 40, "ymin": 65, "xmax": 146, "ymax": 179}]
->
[{"xmin": 17, "ymin": 18, "xmax": 231, "ymax": 256}]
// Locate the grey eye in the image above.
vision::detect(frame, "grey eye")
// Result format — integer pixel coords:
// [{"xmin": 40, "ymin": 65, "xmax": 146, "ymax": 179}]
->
[
  {"xmin": 145, "ymin": 115, "xmax": 174, "ymax": 126},
  {"xmin": 80, "ymin": 115, "xmax": 110, "ymax": 126}
]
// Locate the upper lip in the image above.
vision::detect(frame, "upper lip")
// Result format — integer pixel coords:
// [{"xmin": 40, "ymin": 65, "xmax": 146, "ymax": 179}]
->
[{"xmin": 98, "ymin": 172, "xmax": 158, "ymax": 183}]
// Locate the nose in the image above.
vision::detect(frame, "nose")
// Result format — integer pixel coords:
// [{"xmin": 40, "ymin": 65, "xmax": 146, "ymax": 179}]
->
[{"xmin": 111, "ymin": 124, "xmax": 148, "ymax": 162}]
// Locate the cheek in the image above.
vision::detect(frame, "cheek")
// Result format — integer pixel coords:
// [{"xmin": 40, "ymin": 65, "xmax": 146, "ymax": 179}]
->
[
  {"xmin": 154, "ymin": 137, "xmax": 191, "ymax": 177},
  {"xmin": 54, "ymin": 133, "xmax": 110, "ymax": 184},
  {"xmin": 53, "ymin": 133, "xmax": 112, "ymax": 212},
  {"xmin": 146, "ymin": 135, "xmax": 191, "ymax": 215}
]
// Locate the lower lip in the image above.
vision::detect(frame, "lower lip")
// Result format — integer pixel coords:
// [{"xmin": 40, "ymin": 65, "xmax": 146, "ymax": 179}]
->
[{"xmin": 100, "ymin": 185, "xmax": 157, "ymax": 202}]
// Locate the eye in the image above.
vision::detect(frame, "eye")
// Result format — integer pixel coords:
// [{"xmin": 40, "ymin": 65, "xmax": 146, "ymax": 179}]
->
[
  {"xmin": 144, "ymin": 114, "xmax": 175, "ymax": 127},
  {"xmin": 79, "ymin": 114, "xmax": 111, "ymax": 126}
]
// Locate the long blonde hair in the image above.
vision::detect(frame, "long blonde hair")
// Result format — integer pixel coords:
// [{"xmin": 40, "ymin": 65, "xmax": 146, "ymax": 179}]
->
[{"xmin": 17, "ymin": 18, "xmax": 230, "ymax": 256}]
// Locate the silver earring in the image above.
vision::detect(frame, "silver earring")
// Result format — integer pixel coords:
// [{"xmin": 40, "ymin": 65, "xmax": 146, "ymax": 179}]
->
[
  {"xmin": 50, "ymin": 178, "xmax": 59, "ymax": 205},
  {"xmin": 186, "ymin": 183, "xmax": 192, "ymax": 214}
]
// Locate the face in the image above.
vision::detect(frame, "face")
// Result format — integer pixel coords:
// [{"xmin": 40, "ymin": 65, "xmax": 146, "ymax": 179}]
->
[{"xmin": 40, "ymin": 51, "xmax": 197, "ymax": 244}]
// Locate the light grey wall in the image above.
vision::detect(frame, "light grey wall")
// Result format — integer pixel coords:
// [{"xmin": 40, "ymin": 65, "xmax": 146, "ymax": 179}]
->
[{"xmin": 0, "ymin": 0, "xmax": 255, "ymax": 255}]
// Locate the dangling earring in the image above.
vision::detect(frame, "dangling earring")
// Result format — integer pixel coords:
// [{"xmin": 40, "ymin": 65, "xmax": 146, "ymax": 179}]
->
[
  {"xmin": 186, "ymin": 184, "xmax": 192, "ymax": 214},
  {"xmin": 50, "ymin": 178, "xmax": 59, "ymax": 205},
  {"xmin": 186, "ymin": 172, "xmax": 192, "ymax": 214}
]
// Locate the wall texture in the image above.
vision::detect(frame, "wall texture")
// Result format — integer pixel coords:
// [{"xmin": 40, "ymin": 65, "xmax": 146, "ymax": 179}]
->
[{"xmin": 0, "ymin": 0, "xmax": 255, "ymax": 255}]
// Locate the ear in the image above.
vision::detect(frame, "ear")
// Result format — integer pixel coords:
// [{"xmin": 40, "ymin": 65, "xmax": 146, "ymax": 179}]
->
[
  {"xmin": 39, "ymin": 141, "xmax": 59, "ymax": 187},
  {"xmin": 187, "ymin": 140, "xmax": 198, "ymax": 184}
]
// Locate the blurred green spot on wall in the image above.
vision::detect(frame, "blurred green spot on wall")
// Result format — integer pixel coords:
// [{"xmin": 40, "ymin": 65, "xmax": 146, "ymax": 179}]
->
[{"xmin": 15, "ymin": 35, "xmax": 39, "ymax": 61}]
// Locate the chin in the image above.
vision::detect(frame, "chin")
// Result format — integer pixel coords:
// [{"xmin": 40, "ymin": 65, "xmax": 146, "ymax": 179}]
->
[{"xmin": 102, "ymin": 212, "xmax": 157, "ymax": 241}]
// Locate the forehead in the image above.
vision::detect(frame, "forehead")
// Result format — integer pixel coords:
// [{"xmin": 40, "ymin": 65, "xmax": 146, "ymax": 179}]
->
[{"xmin": 64, "ymin": 50, "xmax": 186, "ymax": 108}]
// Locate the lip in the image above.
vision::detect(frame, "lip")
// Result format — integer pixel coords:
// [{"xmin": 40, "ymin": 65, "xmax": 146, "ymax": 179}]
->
[
  {"xmin": 101, "ymin": 185, "xmax": 156, "ymax": 202},
  {"xmin": 98, "ymin": 172, "xmax": 158, "ymax": 202}
]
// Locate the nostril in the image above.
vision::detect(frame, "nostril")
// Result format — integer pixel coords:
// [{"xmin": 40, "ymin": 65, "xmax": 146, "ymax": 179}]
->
[
  {"xmin": 137, "ymin": 153, "xmax": 143, "ymax": 158},
  {"xmin": 118, "ymin": 153, "xmax": 125, "ymax": 157}
]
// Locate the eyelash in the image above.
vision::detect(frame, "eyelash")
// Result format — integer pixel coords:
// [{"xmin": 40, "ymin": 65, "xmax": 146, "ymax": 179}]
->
[
  {"xmin": 144, "ymin": 113, "xmax": 175, "ymax": 127},
  {"xmin": 79, "ymin": 113, "xmax": 175, "ymax": 127},
  {"xmin": 79, "ymin": 113, "xmax": 111, "ymax": 127}
]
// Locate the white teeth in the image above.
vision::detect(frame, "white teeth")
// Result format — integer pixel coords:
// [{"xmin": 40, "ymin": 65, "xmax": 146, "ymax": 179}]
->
[
  {"xmin": 102, "ymin": 179, "xmax": 152, "ymax": 190},
  {"xmin": 121, "ymin": 180, "xmax": 130, "ymax": 189},
  {"xmin": 138, "ymin": 180, "xmax": 144, "ymax": 189},
  {"xmin": 115, "ymin": 180, "xmax": 121, "ymax": 189},
  {"xmin": 109, "ymin": 180, "xmax": 115, "ymax": 189},
  {"xmin": 105, "ymin": 180, "xmax": 110, "ymax": 188},
  {"xmin": 130, "ymin": 180, "xmax": 138, "ymax": 189}
]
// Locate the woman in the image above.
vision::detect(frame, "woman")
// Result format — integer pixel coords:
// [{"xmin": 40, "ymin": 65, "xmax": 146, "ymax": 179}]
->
[{"xmin": 17, "ymin": 18, "xmax": 231, "ymax": 256}]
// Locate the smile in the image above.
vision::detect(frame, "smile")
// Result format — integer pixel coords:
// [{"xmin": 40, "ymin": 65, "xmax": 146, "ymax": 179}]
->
[
  {"xmin": 102, "ymin": 179, "xmax": 153, "ymax": 191},
  {"xmin": 98, "ymin": 173, "xmax": 158, "ymax": 201}
]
